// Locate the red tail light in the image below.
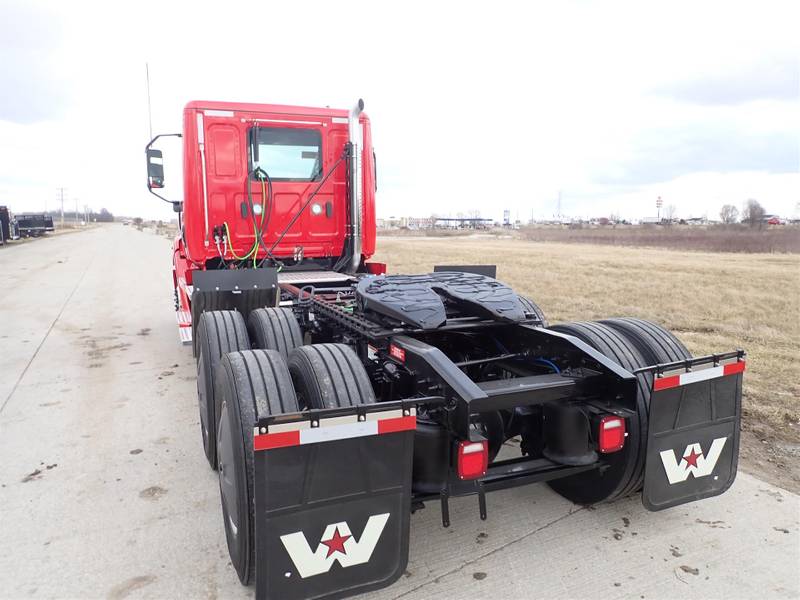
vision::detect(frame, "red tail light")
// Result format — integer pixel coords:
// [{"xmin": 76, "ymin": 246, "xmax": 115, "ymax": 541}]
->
[
  {"xmin": 598, "ymin": 416, "xmax": 626, "ymax": 453},
  {"xmin": 457, "ymin": 440, "xmax": 488, "ymax": 480}
]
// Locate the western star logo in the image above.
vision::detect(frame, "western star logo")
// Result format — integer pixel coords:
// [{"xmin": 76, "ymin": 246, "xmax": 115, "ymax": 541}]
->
[
  {"xmin": 659, "ymin": 437, "xmax": 727, "ymax": 485},
  {"xmin": 280, "ymin": 513, "xmax": 390, "ymax": 578}
]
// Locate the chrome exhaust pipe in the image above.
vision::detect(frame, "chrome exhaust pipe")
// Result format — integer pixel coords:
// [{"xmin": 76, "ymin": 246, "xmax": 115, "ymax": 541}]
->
[{"xmin": 347, "ymin": 99, "xmax": 364, "ymax": 272}]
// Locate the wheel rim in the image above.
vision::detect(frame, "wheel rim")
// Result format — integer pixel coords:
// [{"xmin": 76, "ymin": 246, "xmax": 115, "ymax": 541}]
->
[{"xmin": 217, "ymin": 400, "xmax": 240, "ymax": 539}]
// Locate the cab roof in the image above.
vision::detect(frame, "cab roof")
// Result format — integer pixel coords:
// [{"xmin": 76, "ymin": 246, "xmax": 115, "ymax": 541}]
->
[{"xmin": 184, "ymin": 100, "xmax": 350, "ymax": 119}]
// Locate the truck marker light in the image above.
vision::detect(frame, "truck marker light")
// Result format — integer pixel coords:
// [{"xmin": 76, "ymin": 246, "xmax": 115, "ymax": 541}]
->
[
  {"xmin": 389, "ymin": 344, "xmax": 406, "ymax": 363},
  {"xmin": 598, "ymin": 416, "xmax": 626, "ymax": 453},
  {"xmin": 457, "ymin": 440, "xmax": 488, "ymax": 480}
]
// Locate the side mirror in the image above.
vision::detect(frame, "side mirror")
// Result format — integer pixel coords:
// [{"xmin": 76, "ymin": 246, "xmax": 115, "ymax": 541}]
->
[{"xmin": 147, "ymin": 148, "xmax": 165, "ymax": 189}]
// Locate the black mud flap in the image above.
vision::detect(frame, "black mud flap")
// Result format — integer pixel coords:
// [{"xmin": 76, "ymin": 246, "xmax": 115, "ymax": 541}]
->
[
  {"xmin": 642, "ymin": 354, "xmax": 745, "ymax": 511},
  {"xmin": 252, "ymin": 405, "xmax": 416, "ymax": 600}
]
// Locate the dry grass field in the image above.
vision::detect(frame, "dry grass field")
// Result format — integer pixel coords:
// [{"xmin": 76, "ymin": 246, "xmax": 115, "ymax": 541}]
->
[{"xmin": 374, "ymin": 235, "xmax": 800, "ymax": 492}]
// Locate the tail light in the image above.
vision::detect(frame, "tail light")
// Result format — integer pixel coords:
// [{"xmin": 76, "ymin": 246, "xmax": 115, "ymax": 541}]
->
[
  {"xmin": 457, "ymin": 440, "xmax": 488, "ymax": 480},
  {"xmin": 598, "ymin": 415, "xmax": 626, "ymax": 453}
]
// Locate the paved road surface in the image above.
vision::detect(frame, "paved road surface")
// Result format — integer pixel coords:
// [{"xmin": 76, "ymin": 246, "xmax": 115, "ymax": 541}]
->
[{"xmin": 0, "ymin": 225, "xmax": 797, "ymax": 599}]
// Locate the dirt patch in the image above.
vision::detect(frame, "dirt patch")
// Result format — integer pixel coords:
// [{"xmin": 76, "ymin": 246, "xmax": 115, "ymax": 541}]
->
[
  {"xmin": 137, "ymin": 328, "xmax": 151, "ymax": 336},
  {"xmin": 773, "ymin": 526, "xmax": 790, "ymax": 533},
  {"xmin": 739, "ymin": 429, "xmax": 800, "ymax": 494},
  {"xmin": 139, "ymin": 485, "xmax": 167, "ymax": 500},
  {"xmin": 107, "ymin": 575, "xmax": 156, "ymax": 600},
  {"xmin": 84, "ymin": 338, "xmax": 132, "ymax": 361},
  {"xmin": 695, "ymin": 519, "xmax": 729, "ymax": 529},
  {"xmin": 129, "ymin": 449, "xmax": 143, "ymax": 455},
  {"xmin": 21, "ymin": 469, "xmax": 42, "ymax": 483},
  {"xmin": 679, "ymin": 565, "xmax": 700, "ymax": 576},
  {"xmin": 473, "ymin": 572, "xmax": 487, "ymax": 581}
]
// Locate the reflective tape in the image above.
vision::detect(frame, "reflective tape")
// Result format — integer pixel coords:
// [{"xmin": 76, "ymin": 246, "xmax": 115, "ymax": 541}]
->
[
  {"xmin": 653, "ymin": 361, "xmax": 745, "ymax": 391},
  {"xmin": 254, "ymin": 409, "xmax": 416, "ymax": 451}
]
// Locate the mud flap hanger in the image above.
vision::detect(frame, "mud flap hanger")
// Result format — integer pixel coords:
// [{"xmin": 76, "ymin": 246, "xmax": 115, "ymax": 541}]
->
[{"xmin": 636, "ymin": 350, "xmax": 745, "ymax": 511}]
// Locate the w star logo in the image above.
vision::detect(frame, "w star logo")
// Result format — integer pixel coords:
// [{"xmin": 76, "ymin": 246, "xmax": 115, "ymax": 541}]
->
[
  {"xmin": 659, "ymin": 437, "xmax": 727, "ymax": 485},
  {"xmin": 280, "ymin": 513, "xmax": 390, "ymax": 578}
]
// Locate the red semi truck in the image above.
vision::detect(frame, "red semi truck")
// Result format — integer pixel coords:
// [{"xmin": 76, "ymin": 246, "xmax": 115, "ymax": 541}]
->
[{"xmin": 146, "ymin": 99, "xmax": 745, "ymax": 600}]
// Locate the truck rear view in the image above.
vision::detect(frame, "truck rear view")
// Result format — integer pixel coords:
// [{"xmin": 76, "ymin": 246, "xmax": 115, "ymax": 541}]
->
[{"xmin": 145, "ymin": 100, "xmax": 745, "ymax": 600}]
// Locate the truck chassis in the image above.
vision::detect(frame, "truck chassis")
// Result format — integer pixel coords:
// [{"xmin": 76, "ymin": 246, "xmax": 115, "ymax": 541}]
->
[{"xmin": 189, "ymin": 267, "xmax": 744, "ymax": 600}]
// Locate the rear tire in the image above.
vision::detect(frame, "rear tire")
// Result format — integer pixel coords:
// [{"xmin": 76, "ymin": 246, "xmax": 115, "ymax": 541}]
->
[
  {"xmin": 599, "ymin": 317, "xmax": 691, "ymax": 365},
  {"xmin": 546, "ymin": 321, "xmax": 653, "ymax": 504},
  {"xmin": 288, "ymin": 344, "xmax": 376, "ymax": 409},
  {"xmin": 248, "ymin": 307, "xmax": 303, "ymax": 358},
  {"xmin": 215, "ymin": 350, "xmax": 299, "ymax": 585},
  {"xmin": 196, "ymin": 310, "xmax": 250, "ymax": 470},
  {"xmin": 518, "ymin": 295, "xmax": 548, "ymax": 327}
]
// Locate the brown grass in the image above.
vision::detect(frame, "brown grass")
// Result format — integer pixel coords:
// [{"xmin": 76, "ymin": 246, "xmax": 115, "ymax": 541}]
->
[
  {"xmin": 374, "ymin": 235, "xmax": 800, "ymax": 488},
  {"xmin": 519, "ymin": 224, "xmax": 800, "ymax": 253}
]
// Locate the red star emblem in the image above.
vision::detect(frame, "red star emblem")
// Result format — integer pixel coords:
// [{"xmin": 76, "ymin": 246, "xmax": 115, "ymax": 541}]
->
[
  {"xmin": 321, "ymin": 527, "xmax": 351, "ymax": 558},
  {"xmin": 682, "ymin": 448, "xmax": 702, "ymax": 468}
]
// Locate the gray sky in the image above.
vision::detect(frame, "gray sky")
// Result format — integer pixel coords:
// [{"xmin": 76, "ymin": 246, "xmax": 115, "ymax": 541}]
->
[{"xmin": 1, "ymin": 0, "xmax": 798, "ymax": 222}]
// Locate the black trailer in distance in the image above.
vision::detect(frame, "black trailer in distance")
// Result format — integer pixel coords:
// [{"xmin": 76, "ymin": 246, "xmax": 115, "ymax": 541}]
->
[
  {"xmin": 0, "ymin": 206, "xmax": 9, "ymax": 245},
  {"xmin": 15, "ymin": 213, "xmax": 54, "ymax": 238},
  {"xmin": 195, "ymin": 268, "xmax": 745, "ymax": 600}
]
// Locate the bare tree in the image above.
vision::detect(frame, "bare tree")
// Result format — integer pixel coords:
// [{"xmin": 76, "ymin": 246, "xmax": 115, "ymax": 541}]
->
[
  {"xmin": 720, "ymin": 204, "xmax": 739, "ymax": 224},
  {"xmin": 742, "ymin": 199, "xmax": 766, "ymax": 228},
  {"xmin": 664, "ymin": 204, "xmax": 677, "ymax": 224}
]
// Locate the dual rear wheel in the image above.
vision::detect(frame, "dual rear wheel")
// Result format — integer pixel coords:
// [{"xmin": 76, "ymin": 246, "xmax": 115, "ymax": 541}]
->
[
  {"xmin": 547, "ymin": 318, "xmax": 690, "ymax": 504},
  {"xmin": 212, "ymin": 311, "xmax": 374, "ymax": 584}
]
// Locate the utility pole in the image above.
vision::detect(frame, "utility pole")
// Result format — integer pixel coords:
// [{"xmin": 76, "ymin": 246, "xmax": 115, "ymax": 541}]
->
[
  {"xmin": 557, "ymin": 190, "xmax": 562, "ymax": 220},
  {"xmin": 57, "ymin": 187, "xmax": 66, "ymax": 227},
  {"xmin": 145, "ymin": 62, "xmax": 153, "ymax": 140},
  {"xmin": 75, "ymin": 197, "xmax": 80, "ymax": 224}
]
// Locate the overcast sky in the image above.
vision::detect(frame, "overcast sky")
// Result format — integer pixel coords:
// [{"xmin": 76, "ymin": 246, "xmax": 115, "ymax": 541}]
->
[{"xmin": 1, "ymin": 0, "xmax": 798, "ymax": 222}]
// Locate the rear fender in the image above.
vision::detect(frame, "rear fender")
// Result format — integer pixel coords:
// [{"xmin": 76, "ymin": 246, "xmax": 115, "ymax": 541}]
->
[{"xmin": 640, "ymin": 352, "xmax": 745, "ymax": 511}]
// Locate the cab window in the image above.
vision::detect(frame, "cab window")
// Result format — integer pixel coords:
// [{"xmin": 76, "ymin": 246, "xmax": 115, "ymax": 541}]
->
[{"xmin": 250, "ymin": 127, "xmax": 321, "ymax": 181}]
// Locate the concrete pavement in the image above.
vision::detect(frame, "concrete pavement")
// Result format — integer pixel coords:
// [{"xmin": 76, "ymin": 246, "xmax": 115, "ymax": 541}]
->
[{"xmin": 0, "ymin": 225, "xmax": 797, "ymax": 599}]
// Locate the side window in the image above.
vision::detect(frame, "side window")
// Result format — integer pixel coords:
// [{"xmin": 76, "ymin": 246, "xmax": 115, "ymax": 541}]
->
[{"xmin": 250, "ymin": 127, "xmax": 322, "ymax": 181}]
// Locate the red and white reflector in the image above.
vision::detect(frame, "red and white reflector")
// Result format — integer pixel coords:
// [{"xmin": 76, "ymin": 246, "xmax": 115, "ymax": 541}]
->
[
  {"xmin": 598, "ymin": 415, "xmax": 626, "ymax": 453},
  {"xmin": 457, "ymin": 440, "xmax": 488, "ymax": 480},
  {"xmin": 653, "ymin": 361, "xmax": 745, "ymax": 391},
  {"xmin": 253, "ymin": 408, "xmax": 416, "ymax": 452},
  {"xmin": 389, "ymin": 344, "xmax": 406, "ymax": 363}
]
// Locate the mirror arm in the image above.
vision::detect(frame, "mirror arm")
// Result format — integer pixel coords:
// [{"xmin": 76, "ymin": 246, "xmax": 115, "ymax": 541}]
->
[{"xmin": 145, "ymin": 133, "xmax": 182, "ymax": 209}]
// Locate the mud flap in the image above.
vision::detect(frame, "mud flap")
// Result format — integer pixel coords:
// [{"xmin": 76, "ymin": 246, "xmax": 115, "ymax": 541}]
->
[
  {"xmin": 252, "ymin": 407, "xmax": 416, "ymax": 600},
  {"xmin": 642, "ymin": 357, "xmax": 745, "ymax": 511}
]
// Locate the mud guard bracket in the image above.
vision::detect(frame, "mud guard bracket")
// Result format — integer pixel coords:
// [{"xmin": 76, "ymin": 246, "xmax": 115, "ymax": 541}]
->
[{"xmin": 641, "ymin": 353, "xmax": 744, "ymax": 511}]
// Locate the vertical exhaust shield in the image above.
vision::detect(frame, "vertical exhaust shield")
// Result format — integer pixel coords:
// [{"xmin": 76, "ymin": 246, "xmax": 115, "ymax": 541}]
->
[{"xmin": 348, "ymin": 99, "xmax": 364, "ymax": 272}]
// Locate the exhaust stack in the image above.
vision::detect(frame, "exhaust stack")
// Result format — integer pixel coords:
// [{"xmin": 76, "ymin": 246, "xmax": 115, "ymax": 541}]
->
[{"xmin": 348, "ymin": 99, "xmax": 364, "ymax": 272}]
